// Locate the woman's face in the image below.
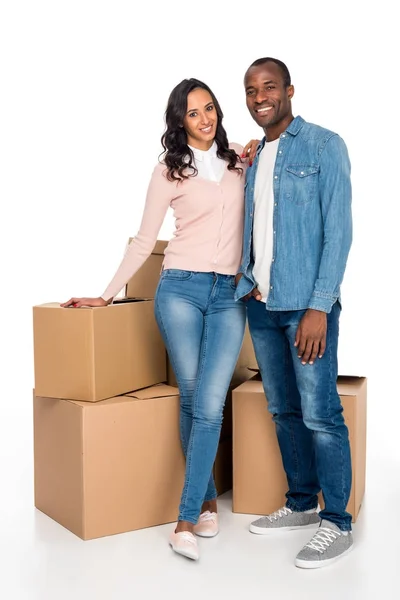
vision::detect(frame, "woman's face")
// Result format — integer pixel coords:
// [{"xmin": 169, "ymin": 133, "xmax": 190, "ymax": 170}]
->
[{"xmin": 183, "ymin": 88, "xmax": 218, "ymax": 151}]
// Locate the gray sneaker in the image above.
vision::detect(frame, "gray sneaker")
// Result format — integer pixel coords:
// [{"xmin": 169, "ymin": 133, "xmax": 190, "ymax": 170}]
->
[
  {"xmin": 249, "ymin": 505, "xmax": 320, "ymax": 534},
  {"xmin": 295, "ymin": 519, "xmax": 353, "ymax": 569}
]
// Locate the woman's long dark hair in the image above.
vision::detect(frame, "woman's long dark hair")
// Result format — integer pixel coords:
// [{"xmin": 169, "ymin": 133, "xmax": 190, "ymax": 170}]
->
[{"xmin": 161, "ymin": 78, "xmax": 243, "ymax": 182}]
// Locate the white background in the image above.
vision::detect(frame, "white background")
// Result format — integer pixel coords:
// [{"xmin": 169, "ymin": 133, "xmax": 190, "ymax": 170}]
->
[{"xmin": 0, "ymin": 1, "xmax": 399, "ymax": 596}]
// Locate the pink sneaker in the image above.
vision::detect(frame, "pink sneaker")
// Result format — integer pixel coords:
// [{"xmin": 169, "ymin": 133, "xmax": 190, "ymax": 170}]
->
[
  {"xmin": 193, "ymin": 511, "xmax": 219, "ymax": 538},
  {"xmin": 169, "ymin": 530, "xmax": 199, "ymax": 560}
]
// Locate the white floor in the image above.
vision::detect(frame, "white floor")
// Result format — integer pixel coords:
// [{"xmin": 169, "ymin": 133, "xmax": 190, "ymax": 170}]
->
[{"xmin": 2, "ymin": 427, "xmax": 399, "ymax": 600}]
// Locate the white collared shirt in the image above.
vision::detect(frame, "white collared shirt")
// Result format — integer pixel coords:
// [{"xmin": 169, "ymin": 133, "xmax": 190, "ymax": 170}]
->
[{"xmin": 188, "ymin": 141, "xmax": 226, "ymax": 183}]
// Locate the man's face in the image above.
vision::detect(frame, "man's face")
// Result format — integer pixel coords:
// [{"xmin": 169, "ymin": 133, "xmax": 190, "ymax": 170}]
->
[{"xmin": 244, "ymin": 62, "xmax": 294, "ymax": 133}]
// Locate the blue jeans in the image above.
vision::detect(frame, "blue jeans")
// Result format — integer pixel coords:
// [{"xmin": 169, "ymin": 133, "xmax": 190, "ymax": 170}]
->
[
  {"xmin": 155, "ymin": 270, "xmax": 246, "ymax": 524},
  {"xmin": 246, "ymin": 299, "xmax": 352, "ymax": 531}
]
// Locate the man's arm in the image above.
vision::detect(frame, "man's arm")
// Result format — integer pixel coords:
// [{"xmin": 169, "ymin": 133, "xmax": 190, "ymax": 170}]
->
[
  {"xmin": 296, "ymin": 134, "xmax": 352, "ymax": 365},
  {"xmin": 308, "ymin": 134, "xmax": 353, "ymax": 313}
]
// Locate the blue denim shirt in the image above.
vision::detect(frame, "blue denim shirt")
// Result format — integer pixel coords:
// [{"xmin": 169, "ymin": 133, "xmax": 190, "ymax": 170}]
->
[{"xmin": 235, "ymin": 116, "xmax": 352, "ymax": 313}]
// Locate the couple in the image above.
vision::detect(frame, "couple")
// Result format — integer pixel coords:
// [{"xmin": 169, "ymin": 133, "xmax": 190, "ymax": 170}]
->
[{"xmin": 62, "ymin": 57, "xmax": 353, "ymax": 569}]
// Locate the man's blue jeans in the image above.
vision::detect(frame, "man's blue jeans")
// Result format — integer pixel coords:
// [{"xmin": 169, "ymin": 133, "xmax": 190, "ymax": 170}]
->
[
  {"xmin": 155, "ymin": 270, "xmax": 246, "ymax": 524},
  {"xmin": 246, "ymin": 298, "xmax": 352, "ymax": 531}
]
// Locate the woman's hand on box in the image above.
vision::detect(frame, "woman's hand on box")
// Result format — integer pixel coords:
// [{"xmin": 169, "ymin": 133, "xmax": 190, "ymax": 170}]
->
[{"xmin": 60, "ymin": 297, "xmax": 110, "ymax": 308}]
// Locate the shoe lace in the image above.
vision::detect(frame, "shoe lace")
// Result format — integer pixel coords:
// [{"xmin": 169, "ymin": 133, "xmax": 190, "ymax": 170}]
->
[
  {"xmin": 267, "ymin": 506, "xmax": 293, "ymax": 522},
  {"xmin": 305, "ymin": 527, "xmax": 340, "ymax": 553},
  {"xmin": 199, "ymin": 511, "xmax": 216, "ymax": 522},
  {"xmin": 178, "ymin": 532, "xmax": 197, "ymax": 545}
]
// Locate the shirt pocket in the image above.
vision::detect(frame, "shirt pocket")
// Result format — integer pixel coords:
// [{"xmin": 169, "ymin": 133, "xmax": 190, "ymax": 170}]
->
[{"xmin": 284, "ymin": 165, "xmax": 319, "ymax": 206}]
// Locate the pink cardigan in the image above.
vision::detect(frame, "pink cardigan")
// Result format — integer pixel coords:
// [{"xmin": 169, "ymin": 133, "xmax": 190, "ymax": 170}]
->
[{"xmin": 101, "ymin": 143, "xmax": 246, "ymax": 301}]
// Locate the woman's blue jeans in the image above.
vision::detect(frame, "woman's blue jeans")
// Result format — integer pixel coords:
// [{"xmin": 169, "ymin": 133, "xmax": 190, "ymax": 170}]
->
[{"xmin": 155, "ymin": 270, "xmax": 246, "ymax": 524}]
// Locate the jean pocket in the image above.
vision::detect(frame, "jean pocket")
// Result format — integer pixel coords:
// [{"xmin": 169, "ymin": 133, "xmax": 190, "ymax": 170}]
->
[
  {"xmin": 285, "ymin": 165, "xmax": 319, "ymax": 205},
  {"xmin": 161, "ymin": 269, "xmax": 193, "ymax": 280}
]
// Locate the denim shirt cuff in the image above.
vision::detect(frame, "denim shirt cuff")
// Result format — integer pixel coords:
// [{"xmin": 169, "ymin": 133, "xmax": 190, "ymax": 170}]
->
[
  {"xmin": 308, "ymin": 293, "xmax": 336, "ymax": 314},
  {"xmin": 234, "ymin": 273, "xmax": 255, "ymax": 301}
]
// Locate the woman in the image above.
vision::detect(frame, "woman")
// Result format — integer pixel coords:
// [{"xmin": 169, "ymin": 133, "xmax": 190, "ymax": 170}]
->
[{"xmin": 62, "ymin": 78, "xmax": 258, "ymax": 560}]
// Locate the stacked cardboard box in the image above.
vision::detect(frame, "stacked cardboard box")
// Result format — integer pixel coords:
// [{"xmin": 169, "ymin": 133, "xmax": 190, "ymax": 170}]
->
[
  {"xmin": 34, "ymin": 384, "xmax": 185, "ymax": 540},
  {"xmin": 33, "ymin": 299, "xmax": 166, "ymax": 402},
  {"xmin": 32, "ymin": 241, "xmax": 181, "ymax": 540},
  {"xmin": 33, "ymin": 239, "xmax": 257, "ymax": 539},
  {"xmin": 232, "ymin": 375, "xmax": 367, "ymax": 523}
]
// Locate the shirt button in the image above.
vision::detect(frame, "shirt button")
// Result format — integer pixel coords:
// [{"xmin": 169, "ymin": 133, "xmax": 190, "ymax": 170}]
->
[
  {"xmin": 274, "ymin": 175, "xmax": 278, "ymax": 179},
  {"xmin": 300, "ymin": 171, "xmax": 304, "ymax": 175},
  {"xmin": 272, "ymin": 258, "xmax": 275, "ymax": 262},
  {"xmin": 270, "ymin": 285, "xmax": 273, "ymax": 290},
  {"xmin": 281, "ymin": 134, "xmax": 286, "ymax": 138},
  {"xmin": 279, "ymin": 150, "xmax": 282, "ymax": 154},
  {"xmin": 274, "ymin": 203, "xmax": 277, "ymax": 207},
  {"xmin": 273, "ymin": 230, "xmax": 276, "ymax": 234}
]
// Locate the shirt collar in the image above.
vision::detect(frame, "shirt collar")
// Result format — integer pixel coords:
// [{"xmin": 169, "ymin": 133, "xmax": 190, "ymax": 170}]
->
[
  {"xmin": 257, "ymin": 115, "xmax": 306, "ymax": 153},
  {"xmin": 286, "ymin": 115, "xmax": 305, "ymax": 136},
  {"xmin": 188, "ymin": 141, "xmax": 218, "ymax": 162}
]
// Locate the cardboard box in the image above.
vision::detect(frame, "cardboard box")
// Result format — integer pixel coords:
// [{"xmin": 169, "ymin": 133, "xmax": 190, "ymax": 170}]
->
[
  {"xmin": 125, "ymin": 239, "xmax": 168, "ymax": 299},
  {"xmin": 33, "ymin": 300, "xmax": 166, "ymax": 402},
  {"xmin": 232, "ymin": 376, "xmax": 367, "ymax": 522},
  {"xmin": 34, "ymin": 384, "xmax": 185, "ymax": 540}
]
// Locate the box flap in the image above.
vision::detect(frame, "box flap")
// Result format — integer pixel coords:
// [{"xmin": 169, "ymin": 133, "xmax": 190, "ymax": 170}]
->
[
  {"xmin": 33, "ymin": 302, "xmax": 98, "ymax": 311},
  {"xmin": 232, "ymin": 375, "xmax": 367, "ymax": 397},
  {"xmin": 232, "ymin": 377, "xmax": 263, "ymax": 395},
  {"xmin": 33, "ymin": 301, "xmax": 151, "ymax": 311},
  {"xmin": 337, "ymin": 376, "xmax": 366, "ymax": 396},
  {"xmin": 34, "ymin": 302, "xmax": 64, "ymax": 309},
  {"xmin": 113, "ymin": 298, "xmax": 152, "ymax": 304},
  {"xmin": 125, "ymin": 383, "xmax": 179, "ymax": 400}
]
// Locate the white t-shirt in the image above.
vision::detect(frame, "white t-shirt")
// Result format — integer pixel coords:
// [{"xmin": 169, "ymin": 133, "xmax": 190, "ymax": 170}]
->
[
  {"xmin": 253, "ymin": 139, "xmax": 280, "ymax": 302},
  {"xmin": 188, "ymin": 142, "xmax": 226, "ymax": 182}
]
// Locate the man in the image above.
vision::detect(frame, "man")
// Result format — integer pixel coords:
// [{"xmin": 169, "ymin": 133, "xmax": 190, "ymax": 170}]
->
[{"xmin": 235, "ymin": 57, "xmax": 353, "ymax": 569}]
